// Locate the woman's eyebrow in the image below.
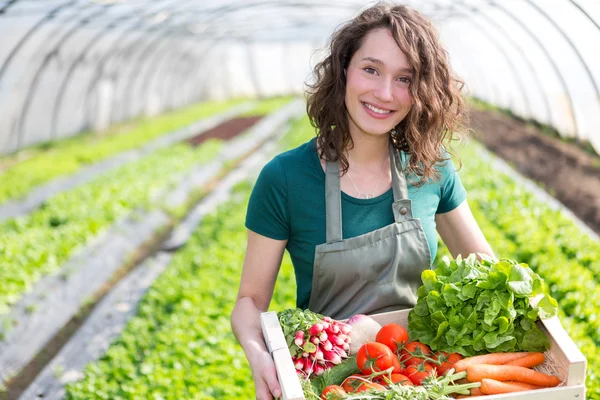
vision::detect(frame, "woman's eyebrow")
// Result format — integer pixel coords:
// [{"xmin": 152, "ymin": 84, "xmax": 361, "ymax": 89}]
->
[{"xmin": 361, "ymin": 57, "xmax": 413, "ymax": 73}]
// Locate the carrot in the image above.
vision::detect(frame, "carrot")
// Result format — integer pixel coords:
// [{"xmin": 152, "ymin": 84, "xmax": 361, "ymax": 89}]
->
[
  {"xmin": 455, "ymin": 387, "xmax": 487, "ymax": 398},
  {"xmin": 480, "ymin": 378, "xmax": 544, "ymax": 394},
  {"xmin": 469, "ymin": 387, "xmax": 486, "ymax": 396},
  {"xmin": 453, "ymin": 352, "xmax": 531, "ymax": 372},
  {"xmin": 504, "ymin": 352, "xmax": 545, "ymax": 368},
  {"xmin": 466, "ymin": 364, "xmax": 561, "ymax": 387},
  {"xmin": 508, "ymin": 381, "xmax": 545, "ymax": 390}
]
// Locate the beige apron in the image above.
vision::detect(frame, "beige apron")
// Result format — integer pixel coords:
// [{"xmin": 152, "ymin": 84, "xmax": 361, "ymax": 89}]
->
[{"xmin": 308, "ymin": 141, "xmax": 431, "ymax": 320}]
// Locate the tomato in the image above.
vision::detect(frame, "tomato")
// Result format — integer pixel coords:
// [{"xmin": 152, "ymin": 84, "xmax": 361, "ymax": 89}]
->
[
  {"xmin": 356, "ymin": 342, "xmax": 396, "ymax": 375},
  {"xmin": 320, "ymin": 385, "xmax": 346, "ymax": 399},
  {"xmin": 432, "ymin": 351, "xmax": 463, "ymax": 375},
  {"xmin": 354, "ymin": 382, "xmax": 386, "ymax": 392},
  {"xmin": 376, "ymin": 323, "xmax": 409, "ymax": 353},
  {"xmin": 399, "ymin": 341, "xmax": 432, "ymax": 367},
  {"xmin": 373, "ymin": 373, "xmax": 414, "ymax": 387},
  {"xmin": 405, "ymin": 362, "xmax": 436, "ymax": 385},
  {"xmin": 341, "ymin": 375, "xmax": 367, "ymax": 393},
  {"xmin": 391, "ymin": 353, "xmax": 403, "ymax": 374}
]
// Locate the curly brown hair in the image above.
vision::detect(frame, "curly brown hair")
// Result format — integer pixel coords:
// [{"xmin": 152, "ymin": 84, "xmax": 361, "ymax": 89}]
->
[{"xmin": 306, "ymin": 2, "xmax": 467, "ymax": 185}]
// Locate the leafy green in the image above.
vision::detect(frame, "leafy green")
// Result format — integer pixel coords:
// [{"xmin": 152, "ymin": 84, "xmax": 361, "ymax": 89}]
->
[
  {"xmin": 310, "ymin": 356, "xmax": 359, "ymax": 394},
  {"xmin": 408, "ymin": 254, "xmax": 557, "ymax": 356},
  {"xmin": 278, "ymin": 308, "xmax": 323, "ymax": 350},
  {"xmin": 0, "ymin": 99, "xmax": 246, "ymax": 205}
]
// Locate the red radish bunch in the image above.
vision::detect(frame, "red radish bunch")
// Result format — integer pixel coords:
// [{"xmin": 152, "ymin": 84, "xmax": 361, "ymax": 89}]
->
[{"xmin": 278, "ymin": 309, "xmax": 352, "ymax": 378}]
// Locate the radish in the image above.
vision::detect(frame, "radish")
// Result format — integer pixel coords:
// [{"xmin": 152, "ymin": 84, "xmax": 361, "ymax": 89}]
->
[
  {"xmin": 294, "ymin": 330, "xmax": 304, "ymax": 347},
  {"xmin": 321, "ymin": 339, "xmax": 333, "ymax": 351},
  {"xmin": 277, "ymin": 309, "xmax": 352, "ymax": 377},
  {"xmin": 323, "ymin": 349, "xmax": 342, "ymax": 365},
  {"xmin": 346, "ymin": 314, "xmax": 381, "ymax": 355},
  {"xmin": 309, "ymin": 322, "xmax": 323, "ymax": 336},
  {"xmin": 318, "ymin": 331, "xmax": 328, "ymax": 342}
]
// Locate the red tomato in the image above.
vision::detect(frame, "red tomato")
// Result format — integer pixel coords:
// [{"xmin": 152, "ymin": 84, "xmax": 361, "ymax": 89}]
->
[
  {"xmin": 391, "ymin": 354, "xmax": 403, "ymax": 374},
  {"xmin": 356, "ymin": 342, "xmax": 396, "ymax": 375},
  {"xmin": 373, "ymin": 373, "xmax": 414, "ymax": 387},
  {"xmin": 399, "ymin": 341, "xmax": 432, "ymax": 367},
  {"xmin": 341, "ymin": 375, "xmax": 367, "ymax": 393},
  {"xmin": 354, "ymin": 382, "xmax": 386, "ymax": 392},
  {"xmin": 432, "ymin": 351, "xmax": 463, "ymax": 375},
  {"xmin": 320, "ymin": 385, "xmax": 346, "ymax": 399},
  {"xmin": 405, "ymin": 362, "xmax": 436, "ymax": 385},
  {"xmin": 376, "ymin": 323, "xmax": 409, "ymax": 353}
]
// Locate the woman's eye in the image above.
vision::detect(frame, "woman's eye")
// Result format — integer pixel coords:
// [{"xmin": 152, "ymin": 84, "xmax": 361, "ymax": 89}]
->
[
  {"xmin": 397, "ymin": 77, "xmax": 411, "ymax": 84},
  {"xmin": 364, "ymin": 67, "xmax": 378, "ymax": 75}
]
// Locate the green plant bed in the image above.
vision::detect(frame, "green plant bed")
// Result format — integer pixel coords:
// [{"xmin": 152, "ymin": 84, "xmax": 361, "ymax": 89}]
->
[
  {"xmin": 0, "ymin": 140, "xmax": 223, "ymax": 315},
  {"xmin": 0, "ymin": 98, "xmax": 247, "ymax": 205},
  {"xmin": 459, "ymin": 140, "xmax": 600, "ymax": 396},
  {"xmin": 242, "ymin": 96, "xmax": 295, "ymax": 117},
  {"xmin": 64, "ymin": 181, "xmax": 297, "ymax": 400}
]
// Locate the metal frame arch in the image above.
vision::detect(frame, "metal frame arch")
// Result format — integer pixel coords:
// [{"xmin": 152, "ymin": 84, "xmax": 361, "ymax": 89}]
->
[
  {"xmin": 484, "ymin": 0, "xmax": 579, "ymax": 136},
  {"xmin": 453, "ymin": 1, "xmax": 552, "ymax": 123},
  {"xmin": 0, "ymin": 1, "xmax": 80, "ymax": 96},
  {"xmin": 442, "ymin": 27, "xmax": 499, "ymax": 105},
  {"xmin": 570, "ymin": 0, "xmax": 600, "ymax": 32},
  {"xmin": 50, "ymin": 13, "xmax": 133, "ymax": 137},
  {"xmin": 449, "ymin": 4, "xmax": 531, "ymax": 116},
  {"xmin": 49, "ymin": 0, "xmax": 188, "ymax": 137},
  {"xmin": 138, "ymin": 37, "xmax": 215, "ymax": 112},
  {"xmin": 11, "ymin": 3, "xmax": 114, "ymax": 151},
  {"xmin": 81, "ymin": 1, "xmax": 197, "ymax": 128},
  {"xmin": 523, "ymin": 0, "xmax": 600, "ymax": 111},
  {"xmin": 0, "ymin": 0, "xmax": 18, "ymax": 15}
]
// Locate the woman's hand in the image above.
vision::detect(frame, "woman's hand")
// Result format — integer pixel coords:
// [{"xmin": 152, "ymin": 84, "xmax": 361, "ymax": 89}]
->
[
  {"xmin": 231, "ymin": 230, "xmax": 288, "ymax": 399},
  {"xmin": 248, "ymin": 346, "xmax": 282, "ymax": 399}
]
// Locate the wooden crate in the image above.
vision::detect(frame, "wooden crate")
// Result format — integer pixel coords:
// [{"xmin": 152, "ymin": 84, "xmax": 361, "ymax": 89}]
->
[{"xmin": 261, "ymin": 309, "xmax": 587, "ymax": 400}]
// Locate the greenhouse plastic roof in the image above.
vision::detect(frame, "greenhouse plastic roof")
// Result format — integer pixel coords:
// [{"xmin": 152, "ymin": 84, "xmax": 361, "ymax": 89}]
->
[{"xmin": 0, "ymin": 0, "xmax": 599, "ymax": 155}]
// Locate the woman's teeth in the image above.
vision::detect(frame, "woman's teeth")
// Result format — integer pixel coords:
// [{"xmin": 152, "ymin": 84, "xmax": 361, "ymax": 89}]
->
[{"xmin": 364, "ymin": 103, "xmax": 393, "ymax": 114}]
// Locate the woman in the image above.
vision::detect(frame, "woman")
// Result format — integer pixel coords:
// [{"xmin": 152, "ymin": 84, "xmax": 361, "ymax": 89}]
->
[{"xmin": 231, "ymin": 3, "xmax": 493, "ymax": 398}]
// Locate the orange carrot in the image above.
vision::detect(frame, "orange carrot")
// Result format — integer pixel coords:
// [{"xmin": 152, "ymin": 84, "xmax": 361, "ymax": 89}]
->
[
  {"xmin": 508, "ymin": 381, "xmax": 545, "ymax": 390},
  {"xmin": 504, "ymin": 352, "xmax": 545, "ymax": 368},
  {"xmin": 469, "ymin": 387, "xmax": 486, "ymax": 396},
  {"xmin": 455, "ymin": 387, "xmax": 487, "ymax": 398},
  {"xmin": 453, "ymin": 352, "xmax": 531, "ymax": 372},
  {"xmin": 466, "ymin": 364, "xmax": 562, "ymax": 387},
  {"xmin": 480, "ymin": 378, "xmax": 544, "ymax": 394}
]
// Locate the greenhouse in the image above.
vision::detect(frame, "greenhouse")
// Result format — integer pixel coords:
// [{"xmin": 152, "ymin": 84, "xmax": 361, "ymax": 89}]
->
[{"xmin": 0, "ymin": 0, "xmax": 598, "ymax": 399}]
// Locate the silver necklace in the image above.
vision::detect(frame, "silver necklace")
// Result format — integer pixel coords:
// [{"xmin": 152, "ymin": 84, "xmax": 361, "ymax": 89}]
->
[{"xmin": 346, "ymin": 157, "xmax": 387, "ymax": 199}]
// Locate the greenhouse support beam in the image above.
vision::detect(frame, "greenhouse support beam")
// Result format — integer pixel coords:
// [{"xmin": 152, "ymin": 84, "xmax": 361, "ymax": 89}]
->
[
  {"xmin": 487, "ymin": 0, "xmax": 579, "ymax": 136},
  {"xmin": 524, "ymin": 0, "xmax": 600, "ymax": 136},
  {"xmin": 13, "ymin": 5, "xmax": 113, "ymax": 151},
  {"xmin": 455, "ymin": 1, "xmax": 552, "ymax": 123}
]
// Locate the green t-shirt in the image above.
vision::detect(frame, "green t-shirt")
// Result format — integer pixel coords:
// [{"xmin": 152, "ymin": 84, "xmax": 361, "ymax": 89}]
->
[{"xmin": 245, "ymin": 138, "xmax": 466, "ymax": 309}]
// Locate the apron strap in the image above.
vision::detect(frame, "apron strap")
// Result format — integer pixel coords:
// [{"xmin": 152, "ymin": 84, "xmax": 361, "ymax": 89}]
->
[
  {"xmin": 325, "ymin": 159, "xmax": 343, "ymax": 243},
  {"xmin": 389, "ymin": 141, "xmax": 414, "ymax": 223},
  {"xmin": 324, "ymin": 140, "xmax": 413, "ymax": 243}
]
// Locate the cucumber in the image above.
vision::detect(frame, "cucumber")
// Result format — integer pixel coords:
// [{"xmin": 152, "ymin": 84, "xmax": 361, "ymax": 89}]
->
[{"xmin": 311, "ymin": 356, "xmax": 360, "ymax": 394}]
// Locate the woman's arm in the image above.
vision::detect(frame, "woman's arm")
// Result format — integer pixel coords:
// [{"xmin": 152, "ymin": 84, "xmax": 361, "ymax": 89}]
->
[
  {"xmin": 435, "ymin": 200, "xmax": 495, "ymax": 259},
  {"xmin": 231, "ymin": 229, "xmax": 287, "ymax": 400}
]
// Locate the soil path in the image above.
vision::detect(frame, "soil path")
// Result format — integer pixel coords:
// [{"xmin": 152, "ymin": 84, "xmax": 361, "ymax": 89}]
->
[{"xmin": 469, "ymin": 108, "xmax": 600, "ymax": 236}]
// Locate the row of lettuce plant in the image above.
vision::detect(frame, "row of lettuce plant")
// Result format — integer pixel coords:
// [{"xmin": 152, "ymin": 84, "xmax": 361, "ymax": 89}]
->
[
  {"xmin": 0, "ymin": 98, "xmax": 292, "ymax": 317},
  {"xmin": 0, "ymin": 98, "xmax": 250, "ymax": 205},
  {"xmin": 63, "ymin": 116, "xmax": 312, "ymax": 399},
  {"xmin": 64, "ymin": 117, "xmax": 598, "ymax": 398},
  {"xmin": 457, "ymin": 141, "xmax": 599, "ymax": 397}
]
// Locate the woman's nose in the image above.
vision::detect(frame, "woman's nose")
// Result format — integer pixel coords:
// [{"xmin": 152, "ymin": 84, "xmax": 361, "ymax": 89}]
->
[{"xmin": 373, "ymin": 80, "xmax": 394, "ymax": 102}]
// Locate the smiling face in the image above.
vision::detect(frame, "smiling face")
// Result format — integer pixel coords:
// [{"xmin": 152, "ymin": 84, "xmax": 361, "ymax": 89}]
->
[{"xmin": 344, "ymin": 28, "xmax": 414, "ymax": 140}]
